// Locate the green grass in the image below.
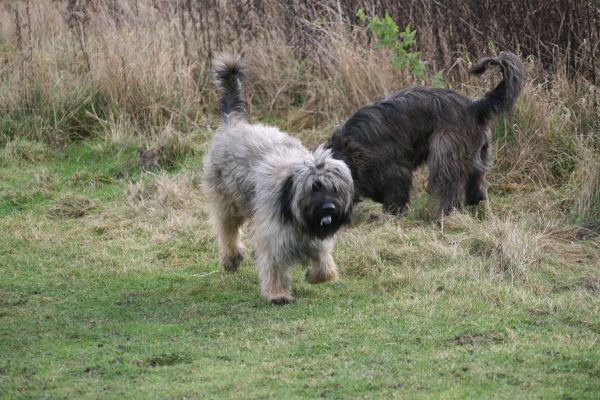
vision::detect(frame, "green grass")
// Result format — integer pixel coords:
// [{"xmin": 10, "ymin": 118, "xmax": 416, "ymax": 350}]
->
[{"xmin": 1, "ymin": 139, "xmax": 599, "ymax": 399}]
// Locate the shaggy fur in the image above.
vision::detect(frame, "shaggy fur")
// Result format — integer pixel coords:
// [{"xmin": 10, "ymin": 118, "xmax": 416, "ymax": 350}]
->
[
  {"xmin": 203, "ymin": 53, "xmax": 354, "ymax": 305},
  {"xmin": 326, "ymin": 53, "xmax": 525, "ymax": 219}
]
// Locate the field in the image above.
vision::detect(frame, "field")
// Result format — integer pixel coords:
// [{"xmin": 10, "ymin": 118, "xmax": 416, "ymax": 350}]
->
[{"xmin": 1, "ymin": 1, "xmax": 599, "ymax": 399}]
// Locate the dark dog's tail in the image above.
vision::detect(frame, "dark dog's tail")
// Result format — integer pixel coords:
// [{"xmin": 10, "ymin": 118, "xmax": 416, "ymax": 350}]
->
[
  {"xmin": 211, "ymin": 52, "xmax": 248, "ymax": 125},
  {"xmin": 469, "ymin": 52, "xmax": 525, "ymax": 125}
]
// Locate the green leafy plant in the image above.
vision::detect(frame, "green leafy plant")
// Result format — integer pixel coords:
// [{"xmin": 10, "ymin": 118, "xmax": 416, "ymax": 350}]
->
[
  {"xmin": 357, "ymin": 8, "xmax": 445, "ymax": 86},
  {"xmin": 431, "ymin": 68, "xmax": 446, "ymax": 88}
]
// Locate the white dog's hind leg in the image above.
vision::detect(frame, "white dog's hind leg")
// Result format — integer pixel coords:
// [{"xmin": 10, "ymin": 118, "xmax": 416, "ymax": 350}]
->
[{"xmin": 210, "ymin": 202, "xmax": 245, "ymax": 272}]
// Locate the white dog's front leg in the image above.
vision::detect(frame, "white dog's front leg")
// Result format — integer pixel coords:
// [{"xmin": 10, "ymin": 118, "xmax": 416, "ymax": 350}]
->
[
  {"xmin": 305, "ymin": 242, "xmax": 338, "ymax": 284},
  {"xmin": 254, "ymin": 245, "xmax": 293, "ymax": 305}
]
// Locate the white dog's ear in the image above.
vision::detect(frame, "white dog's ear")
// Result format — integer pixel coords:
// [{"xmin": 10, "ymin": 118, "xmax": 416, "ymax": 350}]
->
[{"xmin": 278, "ymin": 175, "xmax": 295, "ymax": 225}]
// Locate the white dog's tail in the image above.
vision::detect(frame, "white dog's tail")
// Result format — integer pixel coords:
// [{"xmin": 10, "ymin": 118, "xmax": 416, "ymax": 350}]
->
[{"xmin": 211, "ymin": 53, "xmax": 248, "ymax": 125}]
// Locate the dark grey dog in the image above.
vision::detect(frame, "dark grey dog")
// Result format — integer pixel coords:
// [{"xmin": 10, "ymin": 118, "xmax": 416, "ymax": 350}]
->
[
  {"xmin": 326, "ymin": 53, "xmax": 525, "ymax": 219},
  {"xmin": 203, "ymin": 53, "xmax": 354, "ymax": 304}
]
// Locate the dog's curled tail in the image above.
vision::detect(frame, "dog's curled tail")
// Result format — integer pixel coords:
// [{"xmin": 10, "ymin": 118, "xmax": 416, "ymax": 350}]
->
[
  {"xmin": 211, "ymin": 52, "xmax": 248, "ymax": 125},
  {"xmin": 470, "ymin": 52, "xmax": 525, "ymax": 124}
]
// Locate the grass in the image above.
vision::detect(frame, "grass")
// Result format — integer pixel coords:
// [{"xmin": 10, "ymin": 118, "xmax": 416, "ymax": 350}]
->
[
  {"xmin": 1, "ymin": 137, "xmax": 599, "ymax": 399},
  {"xmin": 1, "ymin": 1, "xmax": 599, "ymax": 398}
]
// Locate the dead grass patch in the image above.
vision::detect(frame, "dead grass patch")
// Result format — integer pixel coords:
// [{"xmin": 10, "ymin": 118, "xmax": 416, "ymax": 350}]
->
[
  {"xmin": 0, "ymin": 140, "xmax": 51, "ymax": 166},
  {"xmin": 49, "ymin": 194, "xmax": 97, "ymax": 218},
  {"xmin": 125, "ymin": 170, "xmax": 201, "ymax": 218}
]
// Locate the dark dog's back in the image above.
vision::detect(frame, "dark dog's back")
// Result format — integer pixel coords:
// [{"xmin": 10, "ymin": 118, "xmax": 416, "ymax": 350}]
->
[{"xmin": 326, "ymin": 53, "xmax": 525, "ymax": 218}]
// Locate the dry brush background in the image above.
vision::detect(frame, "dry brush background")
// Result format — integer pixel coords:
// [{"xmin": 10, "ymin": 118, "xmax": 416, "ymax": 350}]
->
[{"xmin": 0, "ymin": 0, "xmax": 599, "ymax": 217}]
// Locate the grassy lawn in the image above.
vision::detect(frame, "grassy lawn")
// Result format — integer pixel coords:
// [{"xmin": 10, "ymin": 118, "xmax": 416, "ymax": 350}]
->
[
  {"xmin": 1, "ymin": 138, "xmax": 599, "ymax": 399},
  {"xmin": 0, "ymin": 2, "xmax": 598, "ymax": 397}
]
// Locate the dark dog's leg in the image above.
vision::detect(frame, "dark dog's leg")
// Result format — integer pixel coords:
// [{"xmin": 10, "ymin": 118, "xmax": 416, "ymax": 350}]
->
[
  {"xmin": 429, "ymin": 158, "xmax": 465, "ymax": 219},
  {"xmin": 381, "ymin": 166, "xmax": 413, "ymax": 214},
  {"xmin": 432, "ymin": 182, "xmax": 464, "ymax": 219},
  {"xmin": 465, "ymin": 142, "xmax": 489, "ymax": 206},
  {"xmin": 465, "ymin": 171, "xmax": 487, "ymax": 206}
]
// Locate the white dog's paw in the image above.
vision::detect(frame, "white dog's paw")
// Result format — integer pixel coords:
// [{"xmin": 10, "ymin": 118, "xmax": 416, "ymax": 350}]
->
[
  {"xmin": 221, "ymin": 249, "xmax": 245, "ymax": 272},
  {"xmin": 305, "ymin": 267, "xmax": 338, "ymax": 284}
]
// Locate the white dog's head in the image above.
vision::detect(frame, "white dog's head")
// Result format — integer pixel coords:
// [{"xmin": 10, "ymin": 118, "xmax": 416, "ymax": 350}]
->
[{"xmin": 278, "ymin": 146, "xmax": 354, "ymax": 239}]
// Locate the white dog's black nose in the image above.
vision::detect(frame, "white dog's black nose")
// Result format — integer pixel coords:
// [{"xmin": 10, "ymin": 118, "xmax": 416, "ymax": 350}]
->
[{"xmin": 323, "ymin": 203, "xmax": 336, "ymax": 211}]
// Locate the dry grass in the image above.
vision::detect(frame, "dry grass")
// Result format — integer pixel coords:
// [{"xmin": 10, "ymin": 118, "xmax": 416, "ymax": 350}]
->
[
  {"xmin": 573, "ymin": 145, "xmax": 600, "ymax": 219},
  {"xmin": 0, "ymin": 139, "xmax": 51, "ymax": 166},
  {"xmin": 0, "ymin": 1, "xmax": 598, "ymax": 263},
  {"xmin": 49, "ymin": 193, "xmax": 98, "ymax": 218},
  {"xmin": 125, "ymin": 169, "xmax": 202, "ymax": 217},
  {"xmin": 1, "ymin": 83, "xmax": 599, "ymax": 400},
  {"xmin": 1, "ymin": 1, "xmax": 597, "ymax": 220}
]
